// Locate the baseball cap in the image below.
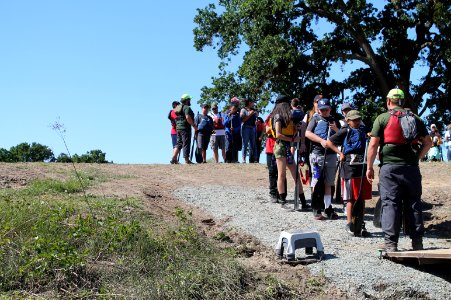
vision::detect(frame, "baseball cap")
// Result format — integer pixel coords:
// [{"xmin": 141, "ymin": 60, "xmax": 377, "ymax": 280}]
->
[
  {"xmin": 341, "ymin": 103, "xmax": 353, "ymax": 111},
  {"xmin": 317, "ymin": 98, "xmax": 331, "ymax": 110},
  {"xmin": 275, "ymin": 95, "xmax": 290, "ymax": 104},
  {"xmin": 212, "ymin": 103, "xmax": 218, "ymax": 109},
  {"xmin": 201, "ymin": 103, "xmax": 210, "ymax": 109},
  {"xmin": 386, "ymin": 89, "xmax": 404, "ymax": 102},
  {"xmin": 431, "ymin": 124, "xmax": 437, "ymax": 128},
  {"xmin": 181, "ymin": 93, "xmax": 192, "ymax": 100},
  {"xmin": 345, "ymin": 110, "xmax": 362, "ymax": 121}
]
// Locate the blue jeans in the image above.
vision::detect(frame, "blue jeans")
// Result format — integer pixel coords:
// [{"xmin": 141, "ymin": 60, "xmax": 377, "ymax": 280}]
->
[{"xmin": 241, "ymin": 125, "xmax": 256, "ymax": 161}]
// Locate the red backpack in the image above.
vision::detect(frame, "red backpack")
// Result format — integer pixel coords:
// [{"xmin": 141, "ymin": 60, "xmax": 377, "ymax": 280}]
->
[{"xmin": 384, "ymin": 110, "xmax": 418, "ymax": 144}]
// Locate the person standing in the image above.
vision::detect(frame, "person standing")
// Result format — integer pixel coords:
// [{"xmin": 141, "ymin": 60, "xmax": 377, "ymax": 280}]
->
[
  {"xmin": 224, "ymin": 103, "xmax": 242, "ymax": 163},
  {"xmin": 327, "ymin": 110, "xmax": 372, "ymax": 235},
  {"xmin": 305, "ymin": 98, "xmax": 340, "ymax": 220},
  {"xmin": 240, "ymin": 99, "xmax": 257, "ymax": 163},
  {"xmin": 255, "ymin": 114, "xmax": 265, "ymax": 163},
  {"xmin": 264, "ymin": 113, "xmax": 279, "ymax": 202},
  {"xmin": 445, "ymin": 124, "xmax": 451, "ymax": 162},
  {"xmin": 195, "ymin": 104, "xmax": 214, "ymax": 163},
  {"xmin": 209, "ymin": 103, "xmax": 227, "ymax": 163},
  {"xmin": 366, "ymin": 88, "xmax": 431, "ymax": 252},
  {"xmin": 169, "ymin": 101, "xmax": 180, "ymax": 164},
  {"xmin": 272, "ymin": 95, "xmax": 308, "ymax": 208},
  {"xmin": 171, "ymin": 94, "xmax": 198, "ymax": 165}
]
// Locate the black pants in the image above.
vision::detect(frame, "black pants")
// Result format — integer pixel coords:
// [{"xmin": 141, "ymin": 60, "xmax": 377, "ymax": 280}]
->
[
  {"xmin": 379, "ymin": 164, "xmax": 424, "ymax": 246},
  {"xmin": 226, "ymin": 132, "xmax": 241, "ymax": 163},
  {"xmin": 267, "ymin": 153, "xmax": 278, "ymax": 196},
  {"xmin": 176, "ymin": 128, "xmax": 192, "ymax": 159}
]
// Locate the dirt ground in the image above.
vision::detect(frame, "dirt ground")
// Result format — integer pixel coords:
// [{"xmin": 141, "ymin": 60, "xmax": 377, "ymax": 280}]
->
[{"xmin": 1, "ymin": 161, "xmax": 450, "ymax": 297}]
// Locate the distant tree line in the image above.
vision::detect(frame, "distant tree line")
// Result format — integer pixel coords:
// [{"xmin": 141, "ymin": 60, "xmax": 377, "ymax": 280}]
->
[{"xmin": 0, "ymin": 142, "xmax": 110, "ymax": 163}]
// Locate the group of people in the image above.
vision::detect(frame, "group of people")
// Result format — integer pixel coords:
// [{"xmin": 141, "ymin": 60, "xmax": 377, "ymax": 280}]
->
[
  {"xmin": 168, "ymin": 95, "xmax": 264, "ymax": 164},
  {"xmin": 169, "ymin": 88, "xmax": 434, "ymax": 252}
]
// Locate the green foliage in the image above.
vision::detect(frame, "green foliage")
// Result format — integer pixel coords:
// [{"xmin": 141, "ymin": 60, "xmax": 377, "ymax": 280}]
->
[
  {"xmin": 56, "ymin": 149, "xmax": 110, "ymax": 163},
  {"xmin": 194, "ymin": 0, "xmax": 450, "ymax": 126},
  {"xmin": 0, "ymin": 178, "xmax": 306, "ymax": 299},
  {"xmin": 5, "ymin": 142, "xmax": 55, "ymax": 162}
]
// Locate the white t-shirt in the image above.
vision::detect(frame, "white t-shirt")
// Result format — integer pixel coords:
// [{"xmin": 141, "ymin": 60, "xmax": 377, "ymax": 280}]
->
[
  {"xmin": 209, "ymin": 111, "xmax": 226, "ymax": 136},
  {"xmin": 445, "ymin": 130, "xmax": 451, "ymax": 149}
]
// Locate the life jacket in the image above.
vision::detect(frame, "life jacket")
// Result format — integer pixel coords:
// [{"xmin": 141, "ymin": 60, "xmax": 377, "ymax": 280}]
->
[
  {"xmin": 269, "ymin": 116, "xmax": 296, "ymax": 138},
  {"xmin": 384, "ymin": 109, "xmax": 418, "ymax": 144},
  {"xmin": 212, "ymin": 112, "xmax": 225, "ymax": 130},
  {"xmin": 313, "ymin": 115, "xmax": 331, "ymax": 140},
  {"xmin": 343, "ymin": 125, "xmax": 366, "ymax": 155}
]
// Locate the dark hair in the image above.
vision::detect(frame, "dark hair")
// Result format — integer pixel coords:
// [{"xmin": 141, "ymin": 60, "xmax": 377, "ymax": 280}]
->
[
  {"xmin": 172, "ymin": 101, "xmax": 180, "ymax": 108},
  {"xmin": 291, "ymin": 98, "xmax": 300, "ymax": 108},
  {"xmin": 272, "ymin": 102, "xmax": 292, "ymax": 127},
  {"xmin": 244, "ymin": 98, "xmax": 254, "ymax": 107}
]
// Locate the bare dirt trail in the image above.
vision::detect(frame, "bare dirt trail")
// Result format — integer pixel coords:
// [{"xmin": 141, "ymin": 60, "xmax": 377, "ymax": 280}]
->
[{"xmin": 1, "ymin": 162, "xmax": 450, "ymax": 298}]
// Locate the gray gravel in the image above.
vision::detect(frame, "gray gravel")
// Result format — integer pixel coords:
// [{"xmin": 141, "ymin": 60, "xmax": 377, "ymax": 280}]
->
[{"xmin": 174, "ymin": 185, "xmax": 451, "ymax": 300}]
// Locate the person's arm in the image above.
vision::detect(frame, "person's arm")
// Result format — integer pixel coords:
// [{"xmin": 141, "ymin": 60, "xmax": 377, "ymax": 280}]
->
[
  {"xmin": 326, "ymin": 139, "xmax": 345, "ymax": 161},
  {"xmin": 240, "ymin": 109, "xmax": 255, "ymax": 123},
  {"xmin": 366, "ymin": 136, "xmax": 380, "ymax": 184},
  {"xmin": 186, "ymin": 114, "xmax": 198, "ymax": 131},
  {"xmin": 305, "ymin": 130, "xmax": 327, "ymax": 148}
]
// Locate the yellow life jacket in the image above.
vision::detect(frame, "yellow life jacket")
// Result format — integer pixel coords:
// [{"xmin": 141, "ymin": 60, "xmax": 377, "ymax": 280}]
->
[{"xmin": 269, "ymin": 117, "xmax": 296, "ymax": 138}]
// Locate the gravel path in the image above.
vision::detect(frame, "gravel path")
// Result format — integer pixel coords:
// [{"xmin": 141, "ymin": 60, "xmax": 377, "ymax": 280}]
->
[{"xmin": 175, "ymin": 185, "xmax": 451, "ymax": 300}]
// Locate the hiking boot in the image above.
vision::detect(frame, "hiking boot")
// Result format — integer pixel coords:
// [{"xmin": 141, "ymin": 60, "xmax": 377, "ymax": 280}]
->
[
  {"xmin": 299, "ymin": 194, "xmax": 310, "ymax": 210},
  {"xmin": 412, "ymin": 239, "xmax": 424, "ymax": 251},
  {"xmin": 270, "ymin": 194, "xmax": 278, "ymax": 203},
  {"xmin": 170, "ymin": 159, "xmax": 179, "ymax": 164},
  {"xmin": 345, "ymin": 223, "xmax": 354, "ymax": 236},
  {"xmin": 185, "ymin": 159, "xmax": 194, "ymax": 164},
  {"xmin": 379, "ymin": 243, "xmax": 398, "ymax": 252},
  {"xmin": 325, "ymin": 206, "xmax": 338, "ymax": 220},
  {"xmin": 279, "ymin": 193, "xmax": 287, "ymax": 206}
]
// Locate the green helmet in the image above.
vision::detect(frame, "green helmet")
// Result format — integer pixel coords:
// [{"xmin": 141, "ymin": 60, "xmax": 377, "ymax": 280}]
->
[{"xmin": 181, "ymin": 94, "xmax": 192, "ymax": 101}]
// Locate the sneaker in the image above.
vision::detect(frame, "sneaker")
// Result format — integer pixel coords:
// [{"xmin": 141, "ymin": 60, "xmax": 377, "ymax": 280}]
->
[
  {"xmin": 314, "ymin": 213, "xmax": 326, "ymax": 220},
  {"xmin": 185, "ymin": 160, "xmax": 194, "ymax": 164},
  {"xmin": 412, "ymin": 239, "xmax": 423, "ymax": 251},
  {"xmin": 170, "ymin": 159, "xmax": 179, "ymax": 164},
  {"xmin": 345, "ymin": 223, "xmax": 354, "ymax": 235},
  {"xmin": 360, "ymin": 222, "xmax": 370, "ymax": 237}
]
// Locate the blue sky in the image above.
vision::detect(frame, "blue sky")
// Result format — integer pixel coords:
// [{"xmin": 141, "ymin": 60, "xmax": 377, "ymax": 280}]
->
[
  {"xmin": 0, "ymin": 1, "xmax": 225, "ymax": 164},
  {"xmin": 0, "ymin": 1, "xmax": 446, "ymax": 164}
]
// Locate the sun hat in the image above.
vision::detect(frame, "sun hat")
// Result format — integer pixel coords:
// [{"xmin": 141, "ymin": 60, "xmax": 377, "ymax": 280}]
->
[
  {"xmin": 345, "ymin": 110, "xmax": 362, "ymax": 121},
  {"xmin": 386, "ymin": 89, "xmax": 404, "ymax": 102},
  {"xmin": 317, "ymin": 98, "xmax": 331, "ymax": 110}
]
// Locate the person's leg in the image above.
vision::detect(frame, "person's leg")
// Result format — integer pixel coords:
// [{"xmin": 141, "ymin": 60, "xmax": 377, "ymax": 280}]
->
[
  {"xmin": 172, "ymin": 131, "xmax": 183, "ymax": 162},
  {"xmin": 220, "ymin": 136, "xmax": 227, "ymax": 162},
  {"xmin": 211, "ymin": 135, "xmax": 219, "ymax": 163},
  {"xmin": 276, "ymin": 157, "xmax": 287, "ymax": 202},
  {"xmin": 447, "ymin": 149, "xmax": 451, "ymax": 162},
  {"xmin": 248, "ymin": 128, "xmax": 257, "ymax": 162},
  {"xmin": 267, "ymin": 153, "xmax": 278, "ymax": 200},
  {"xmin": 225, "ymin": 133, "xmax": 232, "ymax": 163},
  {"xmin": 402, "ymin": 166, "xmax": 424, "ymax": 249},
  {"xmin": 183, "ymin": 129, "xmax": 192, "ymax": 162},
  {"xmin": 379, "ymin": 165, "xmax": 402, "ymax": 250},
  {"xmin": 324, "ymin": 155, "xmax": 338, "ymax": 217},
  {"xmin": 241, "ymin": 127, "xmax": 250, "ymax": 162}
]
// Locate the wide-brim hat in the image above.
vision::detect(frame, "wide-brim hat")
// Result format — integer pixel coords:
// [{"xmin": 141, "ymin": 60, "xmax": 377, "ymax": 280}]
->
[{"xmin": 345, "ymin": 110, "xmax": 362, "ymax": 121}]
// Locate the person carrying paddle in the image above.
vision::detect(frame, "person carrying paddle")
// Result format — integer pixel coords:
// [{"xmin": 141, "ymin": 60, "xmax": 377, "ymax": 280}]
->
[
  {"xmin": 366, "ymin": 88, "xmax": 431, "ymax": 252},
  {"xmin": 272, "ymin": 95, "xmax": 308, "ymax": 208},
  {"xmin": 306, "ymin": 98, "xmax": 341, "ymax": 220},
  {"xmin": 326, "ymin": 110, "xmax": 372, "ymax": 235}
]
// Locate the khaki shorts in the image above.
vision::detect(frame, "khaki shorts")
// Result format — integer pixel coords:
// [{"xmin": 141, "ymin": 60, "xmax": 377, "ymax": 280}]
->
[{"xmin": 273, "ymin": 140, "xmax": 295, "ymax": 164}]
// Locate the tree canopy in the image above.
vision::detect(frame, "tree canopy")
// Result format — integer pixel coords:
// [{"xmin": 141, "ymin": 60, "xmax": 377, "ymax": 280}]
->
[{"xmin": 194, "ymin": 0, "xmax": 450, "ymax": 127}]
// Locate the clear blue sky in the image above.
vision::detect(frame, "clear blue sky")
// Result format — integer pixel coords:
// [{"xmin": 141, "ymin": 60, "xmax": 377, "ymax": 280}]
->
[
  {"xmin": 1, "ymin": 1, "xmax": 445, "ymax": 164},
  {"xmin": 0, "ymin": 1, "xmax": 224, "ymax": 164}
]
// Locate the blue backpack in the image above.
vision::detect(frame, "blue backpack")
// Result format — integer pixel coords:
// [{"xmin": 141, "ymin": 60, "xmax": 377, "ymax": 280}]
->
[
  {"xmin": 197, "ymin": 115, "xmax": 214, "ymax": 134},
  {"xmin": 343, "ymin": 125, "xmax": 367, "ymax": 155}
]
